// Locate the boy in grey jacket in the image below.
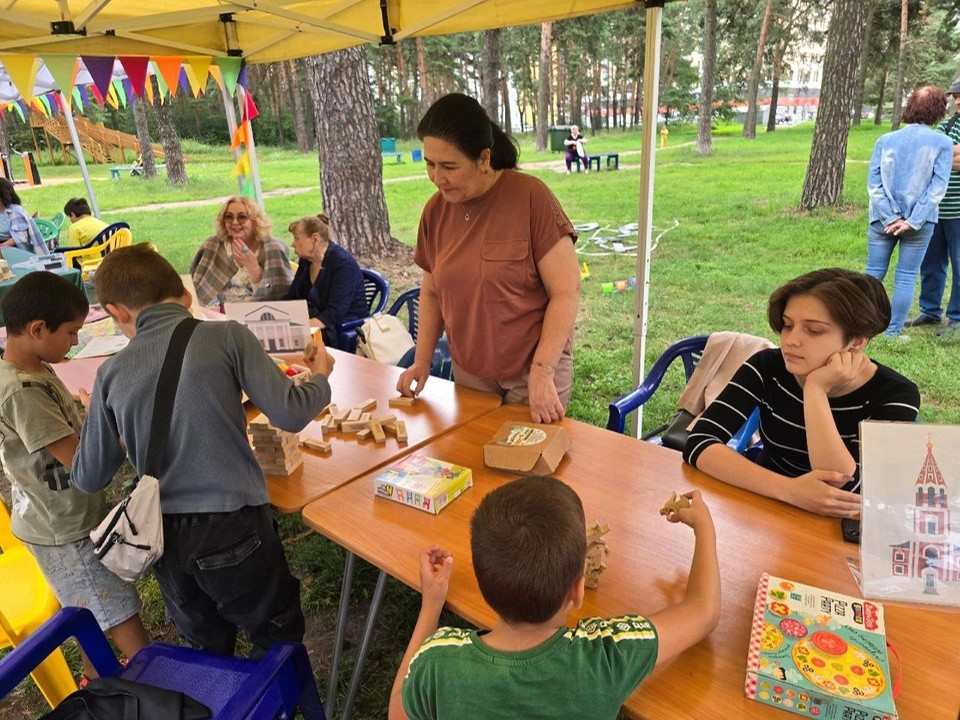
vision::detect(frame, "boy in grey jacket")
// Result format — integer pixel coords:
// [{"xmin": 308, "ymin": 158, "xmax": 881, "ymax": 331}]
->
[{"xmin": 73, "ymin": 244, "xmax": 334, "ymax": 656}]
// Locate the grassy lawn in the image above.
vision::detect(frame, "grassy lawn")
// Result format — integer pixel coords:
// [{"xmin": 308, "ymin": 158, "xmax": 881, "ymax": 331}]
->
[{"xmin": 4, "ymin": 120, "xmax": 958, "ymax": 719}]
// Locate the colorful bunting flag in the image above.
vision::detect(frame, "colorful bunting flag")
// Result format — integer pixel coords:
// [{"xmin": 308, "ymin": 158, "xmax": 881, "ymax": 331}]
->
[
  {"xmin": 230, "ymin": 123, "xmax": 248, "ymax": 151},
  {"xmin": 185, "ymin": 56, "xmax": 212, "ymax": 91},
  {"xmin": 118, "ymin": 56, "xmax": 151, "ymax": 98},
  {"xmin": 42, "ymin": 55, "xmax": 80, "ymax": 106},
  {"xmin": 178, "ymin": 67, "xmax": 191, "ymax": 98},
  {"xmin": 230, "ymin": 149, "xmax": 251, "ymax": 178},
  {"xmin": 151, "ymin": 64, "xmax": 169, "ymax": 102},
  {"xmin": 214, "ymin": 57, "xmax": 242, "ymax": 98},
  {"xmin": 242, "ymin": 90, "xmax": 259, "ymax": 122},
  {"xmin": 3, "ymin": 55, "xmax": 39, "ymax": 101},
  {"xmin": 81, "ymin": 56, "xmax": 117, "ymax": 101},
  {"xmin": 153, "ymin": 56, "xmax": 183, "ymax": 99}
]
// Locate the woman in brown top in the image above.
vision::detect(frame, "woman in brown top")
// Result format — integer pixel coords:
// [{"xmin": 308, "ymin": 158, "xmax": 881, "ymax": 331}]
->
[{"xmin": 397, "ymin": 93, "xmax": 581, "ymax": 424}]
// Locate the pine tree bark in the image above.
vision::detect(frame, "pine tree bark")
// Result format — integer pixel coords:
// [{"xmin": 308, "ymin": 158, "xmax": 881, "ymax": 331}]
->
[
  {"xmin": 766, "ymin": 56, "xmax": 782, "ymax": 133},
  {"xmin": 0, "ymin": 112, "xmax": 11, "ymax": 159},
  {"xmin": 744, "ymin": 0, "xmax": 774, "ymax": 139},
  {"xmin": 875, "ymin": 69, "xmax": 887, "ymax": 125},
  {"xmin": 799, "ymin": 0, "xmax": 867, "ymax": 209},
  {"xmin": 131, "ymin": 94, "xmax": 157, "ymax": 179},
  {"xmin": 500, "ymin": 76, "xmax": 512, "ymax": 132},
  {"xmin": 481, "ymin": 30, "xmax": 501, "ymax": 124},
  {"xmin": 697, "ymin": 0, "xmax": 718, "ymax": 156},
  {"xmin": 305, "ymin": 47, "xmax": 392, "ymax": 258},
  {"xmin": 852, "ymin": 0, "xmax": 876, "ymax": 126},
  {"xmin": 151, "ymin": 79, "xmax": 186, "ymax": 185},
  {"xmin": 287, "ymin": 60, "xmax": 313, "ymax": 152},
  {"xmin": 536, "ymin": 22, "xmax": 552, "ymax": 152},
  {"xmin": 890, "ymin": 0, "xmax": 909, "ymax": 130},
  {"xmin": 416, "ymin": 38, "xmax": 431, "ymax": 116}
]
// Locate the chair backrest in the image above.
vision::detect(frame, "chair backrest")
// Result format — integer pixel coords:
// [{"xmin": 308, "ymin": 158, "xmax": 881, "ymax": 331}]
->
[
  {"xmin": 0, "ymin": 498, "xmax": 19, "ymax": 552},
  {"xmin": 34, "ymin": 218, "xmax": 59, "ymax": 251},
  {"xmin": 59, "ymin": 222, "xmax": 131, "ymax": 270},
  {"xmin": 89, "ymin": 221, "xmax": 130, "ymax": 248},
  {"xmin": 360, "ymin": 268, "xmax": 389, "ymax": 316},
  {"xmin": 387, "ymin": 287, "xmax": 420, "ymax": 341},
  {"xmin": 49, "ymin": 212, "xmax": 66, "ymax": 230}
]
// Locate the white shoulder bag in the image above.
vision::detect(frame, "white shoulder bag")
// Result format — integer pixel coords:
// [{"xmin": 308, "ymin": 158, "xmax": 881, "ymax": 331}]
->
[{"xmin": 356, "ymin": 313, "xmax": 415, "ymax": 365}]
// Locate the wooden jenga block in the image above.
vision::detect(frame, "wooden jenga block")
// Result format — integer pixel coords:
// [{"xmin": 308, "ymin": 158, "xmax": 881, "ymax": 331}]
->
[
  {"xmin": 377, "ymin": 415, "xmax": 396, "ymax": 427},
  {"xmin": 360, "ymin": 412, "xmax": 372, "ymax": 421},
  {"xmin": 357, "ymin": 398, "xmax": 377, "ymax": 412},
  {"xmin": 389, "ymin": 396, "xmax": 415, "ymax": 408},
  {"xmin": 395, "ymin": 420, "xmax": 408, "ymax": 444},
  {"xmin": 301, "ymin": 437, "xmax": 332, "ymax": 454},
  {"xmin": 346, "ymin": 407, "xmax": 362, "ymax": 422},
  {"xmin": 325, "ymin": 404, "xmax": 339, "ymax": 419},
  {"xmin": 369, "ymin": 418, "xmax": 386, "ymax": 444},
  {"xmin": 316, "ymin": 404, "xmax": 331, "ymax": 420},
  {"xmin": 341, "ymin": 419, "xmax": 370, "ymax": 433},
  {"xmin": 356, "ymin": 428, "xmax": 373, "ymax": 441}
]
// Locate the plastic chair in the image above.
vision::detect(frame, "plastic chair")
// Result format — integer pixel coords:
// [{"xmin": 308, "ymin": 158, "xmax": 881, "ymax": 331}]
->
[
  {"xmin": 0, "ymin": 607, "xmax": 327, "ymax": 720},
  {"xmin": 337, "ymin": 268, "xmax": 389, "ymax": 353},
  {"xmin": 53, "ymin": 222, "xmax": 132, "ymax": 272},
  {"xmin": 389, "ymin": 287, "xmax": 453, "ymax": 380},
  {"xmin": 34, "ymin": 218, "xmax": 60, "ymax": 251},
  {"xmin": 607, "ymin": 334, "xmax": 760, "ymax": 454},
  {"xmin": 0, "ymin": 500, "xmax": 77, "ymax": 708},
  {"xmin": 49, "ymin": 211, "xmax": 67, "ymax": 230}
]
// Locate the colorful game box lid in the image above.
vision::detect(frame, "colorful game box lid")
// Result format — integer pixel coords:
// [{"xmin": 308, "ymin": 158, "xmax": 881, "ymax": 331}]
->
[
  {"xmin": 745, "ymin": 573, "xmax": 897, "ymax": 719},
  {"xmin": 373, "ymin": 454, "xmax": 472, "ymax": 515}
]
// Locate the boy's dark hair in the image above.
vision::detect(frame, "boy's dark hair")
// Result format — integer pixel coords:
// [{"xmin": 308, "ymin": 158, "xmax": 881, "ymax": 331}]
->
[
  {"xmin": 1, "ymin": 272, "xmax": 88, "ymax": 335},
  {"xmin": 95, "ymin": 244, "xmax": 184, "ymax": 310},
  {"xmin": 767, "ymin": 268, "xmax": 890, "ymax": 343},
  {"xmin": 417, "ymin": 93, "xmax": 519, "ymax": 170},
  {"xmin": 470, "ymin": 475, "xmax": 586, "ymax": 624},
  {"xmin": 64, "ymin": 197, "xmax": 92, "ymax": 217}
]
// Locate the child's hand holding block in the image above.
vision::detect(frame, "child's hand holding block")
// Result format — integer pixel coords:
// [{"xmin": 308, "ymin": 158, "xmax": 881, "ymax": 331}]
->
[
  {"xmin": 659, "ymin": 492, "xmax": 691, "ymax": 516},
  {"xmin": 389, "ymin": 395, "xmax": 416, "ymax": 408}
]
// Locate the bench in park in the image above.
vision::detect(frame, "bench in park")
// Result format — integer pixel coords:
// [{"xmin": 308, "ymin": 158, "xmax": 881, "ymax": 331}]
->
[
  {"xmin": 110, "ymin": 163, "xmax": 166, "ymax": 180},
  {"xmin": 573, "ymin": 153, "xmax": 619, "ymax": 173},
  {"xmin": 381, "ymin": 152, "xmax": 403, "ymax": 164}
]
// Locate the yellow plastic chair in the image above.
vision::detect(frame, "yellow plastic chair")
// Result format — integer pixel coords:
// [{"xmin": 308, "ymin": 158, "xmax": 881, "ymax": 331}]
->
[
  {"xmin": 57, "ymin": 223, "xmax": 132, "ymax": 272},
  {"xmin": 0, "ymin": 500, "xmax": 77, "ymax": 707}
]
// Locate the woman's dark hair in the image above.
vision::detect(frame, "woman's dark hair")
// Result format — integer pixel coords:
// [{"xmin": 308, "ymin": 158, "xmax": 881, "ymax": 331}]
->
[
  {"xmin": 767, "ymin": 268, "xmax": 890, "ymax": 342},
  {"xmin": 0, "ymin": 178, "xmax": 22, "ymax": 208},
  {"xmin": 902, "ymin": 85, "xmax": 948, "ymax": 126},
  {"xmin": 417, "ymin": 93, "xmax": 519, "ymax": 170}
]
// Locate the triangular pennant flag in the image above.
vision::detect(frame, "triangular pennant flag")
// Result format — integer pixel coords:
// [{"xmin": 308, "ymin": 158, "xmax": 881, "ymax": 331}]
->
[
  {"xmin": 41, "ymin": 55, "xmax": 79, "ymax": 105},
  {"xmin": 230, "ymin": 149, "xmax": 251, "ymax": 178},
  {"xmin": 45, "ymin": 93, "xmax": 59, "ymax": 117},
  {"xmin": 178, "ymin": 67, "xmax": 191, "ymax": 98},
  {"xmin": 183, "ymin": 65, "xmax": 203, "ymax": 98},
  {"xmin": 151, "ymin": 64, "xmax": 170, "ymax": 102},
  {"xmin": 112, "ymin": 79, "xmax": 127, "ymax": 108},
  {"xmin": 32, "ymin": 97, "xmax": 49, "ymax": 117},
  {"xmin": 105, "ymin": 82, "xmax": 119, "ymax": 110},
  {"xmin": 242, "ymin": 177, "xmax": 255, "ymax": 198},
  {"xmin": 121, "ymin": 78, "xmax": 135, "ymax": 107},
  {"xmin": 81, "ymin": 56, "xmax": 117, "ymax": 102},
  {"xmin": 185, "ymin": 56, "xmax": 211, "ymax": 91},
  {"xmin": 230, "ymin": 123, "xmax": 248, "ymax": 151},
  {"xmin": 89, "ymin": 84, "xmax": 105, "ymax": 107},
  {"xmin": 52, "ymin": 92, "xmax": 65, "ymax": 115},
  {"xmin": 209, "ymin": 64, "xmax": 224, "ymax": 92},
  {"xmin": 77, "ymin": 86, "xmax": 88, "ymax": 109},
  {"xmin": 153, "ymin": 56, "xmax": 183, "ymax": 99},
  {"xmin": 11, "ymin": 102, "xmax": 25, "ymax": 122},
  {"xmin": 70, "ymin": 88, "xmax": 82, "ymax": 111},
  {"xmin": 237, "ymin": 62, "xmax": 248, "ymax": 91},
  {"xmin": 118, "ymin": 56, "xmax": 150, "ymax": 98},
  {"xmin": 144, "ymin": 77, "xmax": 155, "ymax": 105},
  {"xmin": 243, "ymin": 91, "xmax": 259, "ymax": 122},
  {"xmin": 3, "ymin": 55, "xmax": 39, "ymax": 100},
  {"xmin": 214, "ymin": 57, "xmax": 242, "ymax": 98}
]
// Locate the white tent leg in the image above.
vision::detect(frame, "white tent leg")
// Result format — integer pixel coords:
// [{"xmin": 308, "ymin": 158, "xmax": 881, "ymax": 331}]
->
[
  {"xmin": 631, "ymin": 1, "xmax": 664, "ymax": 438},
  {"xmin": 61, "ymin": 93, "xmax": 100, "ymax": 219}
]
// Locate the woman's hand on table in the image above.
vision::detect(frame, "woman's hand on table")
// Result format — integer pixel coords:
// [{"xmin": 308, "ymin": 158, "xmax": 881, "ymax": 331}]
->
[
  {"xmin": 398, "ymin": 362, "xmax": 430, "ymax": 398},
  {"xmin": 528, "ymin": 363, "xmax": 564, "ymax": 424},
  {"xmin": 783, "ymin": 470, "xmax": 861, "ymax": 518}
]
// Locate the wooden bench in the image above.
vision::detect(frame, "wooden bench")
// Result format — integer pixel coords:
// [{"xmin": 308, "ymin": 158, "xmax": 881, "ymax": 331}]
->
[
  {"xmin": 573, "ymin": 155, "xmax": 601, "ymax": 173},
  {"xmin": 109, "ymin": 163, "xmax": 166, "ymax": 180},
  {"xmin": 381, "ymin": 152, "xmax": 403, "ymax": 164}
]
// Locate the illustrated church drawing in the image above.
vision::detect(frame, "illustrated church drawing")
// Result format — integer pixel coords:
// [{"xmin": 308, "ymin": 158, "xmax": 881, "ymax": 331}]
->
[{"xmin": 889, "ymin": 437, "xmax": 960, "ymax": 594}]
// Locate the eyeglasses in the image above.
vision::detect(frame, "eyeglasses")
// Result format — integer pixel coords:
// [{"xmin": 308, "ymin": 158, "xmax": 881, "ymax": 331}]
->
[{"xmin": 223, "ymin": 213, "xmax": 250, "ymax": 223}]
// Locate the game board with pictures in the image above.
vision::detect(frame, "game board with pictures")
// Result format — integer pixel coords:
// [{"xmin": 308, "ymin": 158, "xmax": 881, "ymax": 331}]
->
[{"xmin": 745, "ymin": 574, "xmax": 897, "ymax": 719}]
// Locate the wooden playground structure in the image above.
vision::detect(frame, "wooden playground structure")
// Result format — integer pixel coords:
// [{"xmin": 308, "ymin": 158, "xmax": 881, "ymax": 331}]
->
[{"xmin": 28, "ymin": 113, "xmax": 165, "ymax": 165}]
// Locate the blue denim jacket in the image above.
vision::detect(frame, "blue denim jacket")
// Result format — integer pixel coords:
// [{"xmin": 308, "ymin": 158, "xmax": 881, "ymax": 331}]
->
[
  {"xmin": 868, "ymin": 123, "xmax": 954, "ymax": 229},
  {"xmin": 0, "ymin": 204, "xmax": 47, "ymax": 254}
]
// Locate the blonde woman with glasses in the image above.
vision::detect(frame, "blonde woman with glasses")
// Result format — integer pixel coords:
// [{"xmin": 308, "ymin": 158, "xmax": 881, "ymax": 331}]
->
[{"xmin": 190, "ymin": 196, "xmax": 293, "ymax": 308}]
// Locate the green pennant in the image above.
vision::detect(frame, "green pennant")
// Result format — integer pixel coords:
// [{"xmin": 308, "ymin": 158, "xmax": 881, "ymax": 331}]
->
[
  {"xmin": 241, "ymin": 177, "xmax": 255, "ymax": 197},
  {"xmin": 214, "ymin": 57, "xmax": 242, "ymax": 99}
]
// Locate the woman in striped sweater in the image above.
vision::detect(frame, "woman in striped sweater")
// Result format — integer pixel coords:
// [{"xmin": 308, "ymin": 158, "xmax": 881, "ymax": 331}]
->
[{"xmin": 683, "ymin": 268, "xmax": 920, "ymax": 518}]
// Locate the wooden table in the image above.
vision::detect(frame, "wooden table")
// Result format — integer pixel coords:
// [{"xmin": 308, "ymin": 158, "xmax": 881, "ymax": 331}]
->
[{"xmin": 303, "ymin": 403, "xmax": 960, "ymax": 720}]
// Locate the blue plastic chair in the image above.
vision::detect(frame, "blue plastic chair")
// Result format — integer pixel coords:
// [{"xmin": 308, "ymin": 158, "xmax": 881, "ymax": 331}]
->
[
  {"xmin": 607, "ymin": 334, "xmax": 760, "ymax": 454},
  {"xmin": 388, "ymin": 287, "xmax": 453, "ymax": 380},
  {"xmin": 337, "ymin": 268, "xmax": 389, "ymax": 353},
  {"xmin": 0, "ymin": 608, "xmax": 326, "ymax": 720}
]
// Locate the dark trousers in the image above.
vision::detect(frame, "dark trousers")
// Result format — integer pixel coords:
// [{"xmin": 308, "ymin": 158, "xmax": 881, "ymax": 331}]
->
[{"xmin": 152, "ymin": 504, "xmax": 304, "ymax": 657}]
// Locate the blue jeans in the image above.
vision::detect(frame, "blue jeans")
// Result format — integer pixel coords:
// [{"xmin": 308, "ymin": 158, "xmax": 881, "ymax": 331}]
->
[
  {"xmin": 919, "ymin": 217, "xmax": 960, "ymax": 322},
  {"xmin": 865, "ymin": 220, "xmax": 934, "ymax": 336}
]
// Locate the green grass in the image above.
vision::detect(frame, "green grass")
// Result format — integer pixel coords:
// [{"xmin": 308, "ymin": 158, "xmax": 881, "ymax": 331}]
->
[{"xmin": 4, "ymin": 119, "xmax": 959, "ymax": 719}]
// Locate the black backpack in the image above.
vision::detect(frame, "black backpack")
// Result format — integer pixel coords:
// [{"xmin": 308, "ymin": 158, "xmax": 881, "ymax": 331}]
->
[{"xmin": 41, "ymin": 677, "xmax": 210, "ymax": 720}]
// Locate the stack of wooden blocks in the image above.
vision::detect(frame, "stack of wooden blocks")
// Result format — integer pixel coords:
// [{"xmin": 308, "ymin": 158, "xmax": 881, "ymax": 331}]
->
[
  {"xmin": 249, "ymin": 414, "xmax": 304, "ymax": 475},
  {"xmin": 316, "ymin": 397, "xmax": 411, "ymax": 445}
]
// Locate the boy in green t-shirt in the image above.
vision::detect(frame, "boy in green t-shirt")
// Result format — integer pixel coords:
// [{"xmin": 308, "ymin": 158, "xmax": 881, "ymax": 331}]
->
[
  {"xmin": 390, "ymin": 475, "xmax": 721, "ymax": 720},
  {"xmin": 0, "ymin": 272, "xmax": 148, "ymax": 681}
]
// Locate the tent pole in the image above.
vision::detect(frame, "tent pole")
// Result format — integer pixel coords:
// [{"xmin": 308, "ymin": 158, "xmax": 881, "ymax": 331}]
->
[
  {"xmin": 631, "ymin": 1, "xmax": 664, "ymax": 438},
  {"xmin": 218, "ymin": 81, "xmax": 246, "ymax": 195},
  {"xmin": 61, "ymin": 93, "xmax": 100, "ymax": 219}
]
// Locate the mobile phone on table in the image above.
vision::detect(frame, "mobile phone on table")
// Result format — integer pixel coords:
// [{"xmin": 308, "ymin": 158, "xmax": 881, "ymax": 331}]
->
[{"xmin": 841, "ymin": 517, "xmax": 860, "ymax": 544}]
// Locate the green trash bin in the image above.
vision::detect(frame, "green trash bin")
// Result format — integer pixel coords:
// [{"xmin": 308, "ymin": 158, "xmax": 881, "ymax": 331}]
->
[
  {"xmin": 548, "ymin": 125, "xmax": 572, "ymax": 153},
  {"xmin": 380, "ymin": 138, "xmax": 397, "ymax": 153}
]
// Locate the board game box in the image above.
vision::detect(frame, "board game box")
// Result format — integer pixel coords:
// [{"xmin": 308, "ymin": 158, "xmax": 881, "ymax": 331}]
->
[
  {"xmin": 745, "ymin": 573, "xmax": 897, "ymax": 719},
  {"xmin": 373, "ymin": 455, "xmax": 472, "ymax": 515}
]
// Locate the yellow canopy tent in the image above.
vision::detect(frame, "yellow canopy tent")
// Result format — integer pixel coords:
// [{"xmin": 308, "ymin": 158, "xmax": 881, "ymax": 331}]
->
[{"xmin": 0, "ymin": 0, "xmax": 682, "ymax": 429}]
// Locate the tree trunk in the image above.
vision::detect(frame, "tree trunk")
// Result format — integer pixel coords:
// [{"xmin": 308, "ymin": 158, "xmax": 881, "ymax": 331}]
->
[
  {"xmin": 536, "ymin": 22, "xmax": 553, "ymax": 152},
  {"xmin": 131, "ymin": 94, "xmax": 157, "ymax": 179},
  {"xmin": 766, "ymin": 55, "xmax": 781, "ymax": 133},
  {"xmin": 744, "ymin": 0, "xmax": 774, "ymax": 139},
  {"xmin": 287, "ymin": 60, "xmax": 313, "ymax": 152},
  {"xmin": 799, "ymin": 0, "xmax": 867, "ymax": 209},
  {"xmin": 697, "ymin": 0, "xmax": 718, "ymax": 156},
  {"xmin": 271, "ymin": 66, "xmax": 286, "ymax": 150},
  {"xmin": 305, "ymin": 47, "xmax": 392, "ymax": 258},
  {"xmin": 890, "ymin": 0, "xmax": 909, "ymax": 130},
  {"xmin": 0, "ymin": 112, "xmax": 11, "ymax": 159},
  {"xmin": 481, "ymin": 30, "xmax": 501, "ymax": 123},
  {"xmin": 852, "ymin": 0, "xmax": 876, "ymax": 126},
  {"xmin": 151, "ymin": 79, "xmax": 186, "ymax": 185},
  {"xmin": 416, "ymin": 38, "xmax": 431, "ymax": 116},
  {"xmin": 500, "ymin": 76, "xmax": 512, "ymax": 131},
  {"xmin": 875, "ymin": 69, "xmax": 888, "ymax": 125}
]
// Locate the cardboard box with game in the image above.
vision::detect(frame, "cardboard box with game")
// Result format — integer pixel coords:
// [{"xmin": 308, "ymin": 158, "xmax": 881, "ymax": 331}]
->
[{"xmin": 483, "ymin": 421, "xmax": 570, "ymax": 474}]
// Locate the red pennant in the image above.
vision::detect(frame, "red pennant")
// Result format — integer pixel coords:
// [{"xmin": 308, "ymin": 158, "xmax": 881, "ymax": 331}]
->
[
  {"xmin": 118, "ymin": 56, "xmax": 151, "ymax": 98},
  {"xmin": 243, "ymin": 90, "xmax": 259, "ymax": 122}
]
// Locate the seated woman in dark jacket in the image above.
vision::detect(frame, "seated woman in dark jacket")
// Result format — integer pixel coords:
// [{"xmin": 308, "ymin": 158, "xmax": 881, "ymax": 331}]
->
[{"xmin": 285, "ymin": 213, "xmax": 368, "ymax": 347}]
